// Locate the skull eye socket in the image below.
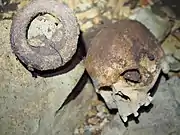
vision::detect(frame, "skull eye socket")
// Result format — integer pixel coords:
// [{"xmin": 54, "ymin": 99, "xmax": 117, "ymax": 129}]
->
[
  {"xmin": 148, "ymin": 53, "xmax": 155, "ymax": 61},
  {"xmin": 122, "ymin": 69, "xmax": 141, "ymax": 83}
]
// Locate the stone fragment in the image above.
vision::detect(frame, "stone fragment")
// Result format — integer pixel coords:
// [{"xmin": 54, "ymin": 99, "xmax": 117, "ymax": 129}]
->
[
  {"xmin": 81, "ymin": 21, "xmax": 94, "ymax": 32},
  {"xmin": 76, "ymin": 7, "xmax": 100, "ymax": 20},
  {"xmin": 87, "ymin": 117, "xmax": 101, "ymax": 125},
  {"xmin": 129, "ymin": 6, "xmax": 173, "ymax": 42},
  {"xmin": 161, "ymin": 35, "xmax": 180, "ymax": 73},
  {"xmin": 162, "ymin": 35, "xmax": 180, "ymax": 55}
]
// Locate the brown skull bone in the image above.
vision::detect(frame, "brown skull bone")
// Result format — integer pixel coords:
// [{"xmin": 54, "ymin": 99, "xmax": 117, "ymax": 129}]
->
[{"xmin": 85, "ymin": 20, "xmax": 167, "ymax": 122}]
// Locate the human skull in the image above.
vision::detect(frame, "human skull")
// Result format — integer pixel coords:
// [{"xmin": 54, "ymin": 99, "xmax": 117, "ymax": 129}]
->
[{"xmin": 85, "ymin": 20, "xmax": 167, "ymax": 122}]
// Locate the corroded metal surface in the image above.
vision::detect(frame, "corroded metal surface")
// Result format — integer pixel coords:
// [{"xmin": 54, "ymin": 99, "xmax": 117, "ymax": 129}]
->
[{"xmin": 10, "ymin": 0, "xmax": 79, "ymax": 71}]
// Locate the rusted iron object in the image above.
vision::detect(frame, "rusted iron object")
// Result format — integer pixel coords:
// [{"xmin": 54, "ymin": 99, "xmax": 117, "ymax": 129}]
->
[{"xmin": 10, "ymin": 0, "xmax": 79, "ymax": 71}]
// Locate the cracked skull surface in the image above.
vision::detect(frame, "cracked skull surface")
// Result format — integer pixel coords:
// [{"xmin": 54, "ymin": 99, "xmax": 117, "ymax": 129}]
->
[{"xmin": 85, "ymin": 20, "xmax": 166, "ymax": 122}]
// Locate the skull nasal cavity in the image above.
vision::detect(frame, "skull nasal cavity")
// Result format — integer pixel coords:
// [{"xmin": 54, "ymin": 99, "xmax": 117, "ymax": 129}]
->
[{"xmin": 122, "ymin": 69, "xmax": 141, "ymax": 83}]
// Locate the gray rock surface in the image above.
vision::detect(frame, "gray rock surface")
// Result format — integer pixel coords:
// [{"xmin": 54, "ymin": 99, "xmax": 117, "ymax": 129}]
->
[
  {"xmin": 101, "ymin": 76, "xmax": 180, "ymax": 135},
  {"xmin": 52, "ymin": 79, "xmax": 97, "ymax": 135},
  {"xmin": 0, "ymin": 19, "xmax": 89, "ymax": 135},
  {"xmin": 129, "ymin": 6, "xmax": 173, "ymax": 42}
]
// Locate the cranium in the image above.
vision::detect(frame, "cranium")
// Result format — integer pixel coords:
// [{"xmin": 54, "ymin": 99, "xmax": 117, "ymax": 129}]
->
[{"xmin": 85, "ymin": 20, "xmax": 167, "ymax": 122}]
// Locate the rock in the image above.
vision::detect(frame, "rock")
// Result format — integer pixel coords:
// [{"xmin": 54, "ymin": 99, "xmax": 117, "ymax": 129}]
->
[
  {"xmin": 106, "ymin": 0, "xmax": 132, "ymax": 19},
  {"xmin": 0, "ymin": 0, "xmax": 2, "ymax": 6},
  {"xmin": 161, "ymin": 34, "xmax": 180, "ymax": 74},
  {"xmin": 107, "ymin": 0, "xmax": 118, "ymax": 9},
  {"xmin": 171, "ymin": 20, "xmax": 180, "ymax": 32},
  {"xmin": 101, "ymin": 76, "xmax": 180, "ymax": 135},
  {"xmin": 0, "ymin": 20, "xmax": 85, "ymax": 135},
  {"xmin": 87, "ymin": 117, "xmax": 101, "ymax": 125},
  {"xmin": 75, "ymin": 3, "xmax": 93, "ymax": 12},
  {"xmin": 84, "ymin": 125, "xmax": 95, "ymax": 135},
  {"xmin": 174, "ymin": 49, "xmax": 180, "ymax": 61},
  {"xmin": 79, "ymin": 127, "xmax": 85, "ymax": 134},
  {"xmin": 162, "ymin": 35, "xmax": 180, "ymax": 55},
  {"xmin": 73, "ymin": 92, "xmax": 111, "ymax": 135},
  {"xmin": 80, "ymin": 21, "xmax": 94, "ymax": 32},
  {"xmin": 96, "ymin": 104, "xmax": 108, "ymax": 113},
  {"xmin": 60, "ymin": 0, "xmax": 101, "ymax": 32},
  {"xmin": 87, "ymin": 110, "xmax": 97, "ymax": 118},
  {"xmin": 84, "ymin": 127, "xmax": 92, "ymax": 135},
  {"xmin": 73, "ymin": 128, "xmax": 80, "ymax": 135},
  {"xmin": 93, "ymin": 0, "xmax": 107, "ymax": 11},
  {"xmin": 92, "ymin": 16, "xmax": 103, "ymax": 25},
  {"xmin": 62, "ymin": 0, "xmax": 93, "ymax": 12},
  {"xmin": 0, "ymin": 1, "xmax": 19, "ymax": 20},
  {"xmin": 103, "ymin": 11, "xmax": 112, "ymax": 20},
  {"xmin": 96, "ymin": 112, "xmax": 106, "ymax": 119},
  {"xmin": 129, "ymin": 6, "xmax": 173, "ymax": 42},
  {"xmin": 99, "ymin": 118, "xmax": 109, "ymax": 128},
  {"xmin": 51, "ymin": 79, "xmax": 97, "ymax": 135},
  {"xmin": 76, "ymin": 7, "xmax": 100, "ymax": 21}
]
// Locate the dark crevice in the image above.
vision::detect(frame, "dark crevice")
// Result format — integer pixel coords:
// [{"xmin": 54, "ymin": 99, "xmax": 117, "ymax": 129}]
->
[
  {"xmin": 99, "ymin": 86, "xmax": 112, "ymax": 91},
  {"xmin": 161, "ymin": 0, "xmax": 180, "ymax": 19},
  {"xmin": 115, "ymin": 91, "xmax": 131, "ymax": 101},
  {"xmin": 148, "ymin": 72, "xmax": 163, "ymax": 97},
  {"xmin": 55, "ymin": 71, "xmax": 89, "ymax": 115}
]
